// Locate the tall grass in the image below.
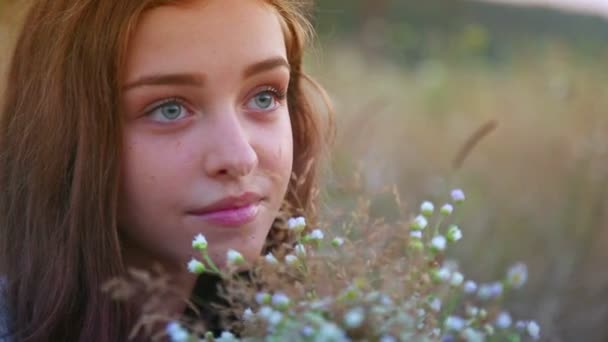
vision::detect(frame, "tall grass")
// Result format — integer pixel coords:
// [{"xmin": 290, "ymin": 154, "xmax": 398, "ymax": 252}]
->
[{"xmin": 311, "ymin": 43, "xmax": 608, "ymax": 341}]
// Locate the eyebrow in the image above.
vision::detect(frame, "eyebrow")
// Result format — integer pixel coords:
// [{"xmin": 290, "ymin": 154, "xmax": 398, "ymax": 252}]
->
[{"xmin": 123, "ymin": 57, "xmax": 290, "ymax": 91}]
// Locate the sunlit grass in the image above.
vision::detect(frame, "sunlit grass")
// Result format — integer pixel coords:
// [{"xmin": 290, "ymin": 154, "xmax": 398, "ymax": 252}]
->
[{"xmin": 310, "ymin": 42, "xmax": 608, "ymax": 339}]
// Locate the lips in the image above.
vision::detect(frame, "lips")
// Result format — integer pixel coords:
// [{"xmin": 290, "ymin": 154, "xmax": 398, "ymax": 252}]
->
[{"xmin": 188, "ymin": 192, "xmax": 263, "ymax": 227}]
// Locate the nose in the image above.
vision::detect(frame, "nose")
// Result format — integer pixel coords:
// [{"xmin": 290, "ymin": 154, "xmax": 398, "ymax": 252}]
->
[{"xmin": 204, "ymin": 112, "xmax": 258, "ymax": 179}]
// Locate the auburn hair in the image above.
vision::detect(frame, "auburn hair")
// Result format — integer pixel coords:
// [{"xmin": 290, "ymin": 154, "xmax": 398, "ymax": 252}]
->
[{"xmin": 0, "ymin": 0, "xmax": 333, "ymax": 340}]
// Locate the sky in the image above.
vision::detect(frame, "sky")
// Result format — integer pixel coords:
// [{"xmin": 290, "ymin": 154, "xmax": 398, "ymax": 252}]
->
[{"xmin": 475, "ymin": 0, "xmax": 608, "ymax": 19}]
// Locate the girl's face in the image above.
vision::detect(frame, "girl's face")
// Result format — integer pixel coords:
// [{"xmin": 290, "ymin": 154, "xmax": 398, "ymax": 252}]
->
[{"xmin": 118, "ymin": 0, "xmax": 293, "ymax": 269}]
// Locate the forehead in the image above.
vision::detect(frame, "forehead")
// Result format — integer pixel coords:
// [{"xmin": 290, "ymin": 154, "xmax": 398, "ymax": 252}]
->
[{"xmin": 124, "ymin": 0, "xmax": 287, "ymax": 82}]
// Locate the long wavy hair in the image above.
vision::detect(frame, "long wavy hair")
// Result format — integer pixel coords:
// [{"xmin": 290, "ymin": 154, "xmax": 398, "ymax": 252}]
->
[{"xmin": 0, "ymin": 0, "xmax": 333, "ymax": 340}]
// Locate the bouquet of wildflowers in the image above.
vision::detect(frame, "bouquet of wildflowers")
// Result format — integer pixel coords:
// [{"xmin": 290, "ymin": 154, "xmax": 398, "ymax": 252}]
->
[{"xmin": 108, "ymin": 189, "xmax": 541, "ymax": 342}]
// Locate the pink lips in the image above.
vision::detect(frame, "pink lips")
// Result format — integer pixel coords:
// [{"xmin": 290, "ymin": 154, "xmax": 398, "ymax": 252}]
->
[{"xmin": 189, "ymin": 192, "xmax": 262, "ymax": 227}]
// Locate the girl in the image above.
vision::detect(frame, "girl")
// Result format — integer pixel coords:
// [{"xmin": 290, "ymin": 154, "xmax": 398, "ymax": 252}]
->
[{"xmin": 0, "ymin": 0, "xmax": 333, "ymax": 340}]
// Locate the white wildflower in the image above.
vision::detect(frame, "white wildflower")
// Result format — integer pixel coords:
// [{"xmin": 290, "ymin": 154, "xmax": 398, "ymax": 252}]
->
[
  {"xmin": 317, "ymin": 322, "xmax": 348, "ymax": 341},
  {"xmin": 445, "ymin": 316, "xmax": 466, "ymax": 331},
  {"xmin": 216, "ymin": 331, "xmax": 238, "ymax": 342},
  {"xmin": 496, "ymin": 311, "xmax": 512, "ymax": 329},
  {"xmin": 255, "ymin": 292, "xmax": 271, "ymax": 305},
  {"xmin": 420, "ymin": 201, "xmax": 435, "ymax": 216},
  {"xmin": 226, "ymin": 249, "xmax": 244, "ymax": 265},
  {"xmin": 440, "ymin": 203, "xmax": 454, "ymax": 215},
  {"xmin": 257, "ymin": 306, "xmax": 273, "ymax": 320},
  {"xmin": 343, "ymin": 307, "xmax": 365, "ymax": 329},
  {"xmin": 301, "ymin": 325, "xmax": 314, "ymax": 337},
  {"xmin": 466, "ymin": 305, "xmax": 479, "ymax": 317},
  {"xmin": 271, "ymin": 292, "xmax": 290, "ymax": 310},
  {"xmin": 436, "ymin": 267, "xmax": 452, "ymax": 282},
  {"xmin": 527, "ymin": 321, "xmax": 540, "ymax": 340},
  {"xmin": 166, "ymin": 321, "xmax": 189, "ymax": 342},
  {"xmin": 447, "ymin": 225, "xmax": 463, "ymax": 242},
  {"xmin": 192, "ymin": 234, "xmax": 208, "ymax": 251},
  {"xmin": 464, "ymin": 280, "xmax": 477, "ymax": 294},
  {"xmin": 243, "ymin": 307, "xmax": 254, "ymax": 321},
  {"xmin": 379, "ymin": 336, "xmax": 397, "ymax": 342},
  {"xmin": 410, "ymin": 231, "xmax": 423, "ymax": 239},
  {"xmin": 285, "ymin": 254, "xmax": 298, "ymax": 265},
  {"xmin": 308, "ymin": 229, "xmax": 324, "ymax": 240},
  {"xmin": 431, "ymin": 235, "xmax": 447, "ymax": 251},
  {"xmin": 187, "ymin": 258, "xmax": 205, "ymax": 274},
  {"xmin": 331, "ymin": 237, "xmax": 345, "ymax": 247},
  {"xmin": 484, "ymin": 324, "xmax": 495, "ymax": 336},
  {"xmin": 264, "ymin": 252, "xmax": 278, "ymax": 264},
  {"xmin": 294, "ymin": 244, "xmax": 307, "ymax": 257},
  {"xmin": 506, "ymin": 262, "xmax": 528, "ymax": 289},
  {"xmin": 267, "ymin": 311, "xmax": 283, "ymax": 327},
  {"xmin": 429, "ymin": 297, "xmax": 442, "ymax": 312},
  {"xmin": 461, "ymin": 328, "xmax": 485, "ymax": 342},
  {"xmin": 451, "ymin": 189, "xmax": 466, "ymax": 203},
  {"xmin": 410, "ymin": 215, "xmax": 428, "ymax": 230},
  {"xmin": 450, "ymin": 272, "xmax": 464, "ymax": 287},
  {"xmin": 287, "ymin": 216, "xmax": 306, "ymax": 232}
]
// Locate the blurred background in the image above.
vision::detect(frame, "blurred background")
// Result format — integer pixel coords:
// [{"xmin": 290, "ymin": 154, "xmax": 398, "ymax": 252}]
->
[
  {"xmin": 308, "ymin": 1, "xmax": 608, "ymax": 341},
  {"xmin": 1, "ymin": 0, "xmax": 608, "ymax": 340}
]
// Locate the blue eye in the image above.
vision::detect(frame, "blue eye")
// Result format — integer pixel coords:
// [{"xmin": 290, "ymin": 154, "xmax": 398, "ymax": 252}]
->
[
  {"xmin": 246, "ymin": 88, "xmax": 285, "ymax": 111},
  {"xmin": 148, "ymin": 99, "xmax": 187, "ymax": 122}
]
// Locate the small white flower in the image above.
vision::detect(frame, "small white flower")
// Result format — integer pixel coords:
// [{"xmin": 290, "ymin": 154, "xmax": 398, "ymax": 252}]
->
[
  {"xmin": 496, "ymin": 311, "xmax": 512, "ymax": 329},
  {"xmin": 506, "ymin": 262, "xmax": 528, "ymax": 289},
  {"xmin": 490, "ymin": 282, "xmax": 504, "ymax": 297},
  {"xmin": 226, "ymin": 249, "xmax": 244, "ymax": 265},
  {"xmin": 450, "ymin": 272, "xmax": 464, "ymax": 287},
  {"xmin": 255, "ymin": 292, "xmax": 271, "ymax": 305},
  {"xmin": 285, "ymin": 254, "xmax": 298, "ymax": 265},
  {"xmin": 527, "ymin": 321, "xmax": 540, "ymax": 340},
  {"xmin": 410, "ymin": 215, "xmax": 428, "ymax": 230},
  {"xmin": 271, "ymin": 292, "xmax": 290, "ymax": 310},
  {"xmin": 264, "ymin": 252, "xmax": 278, "ymax": 264},
  {"xmin": 515, "ymin": 321, "xmax": 527, "ymax": 331},
  {"xmin": 464, "ymin": 280, "xmax": 477, "ymax": 294},
  {"xmin": 445, "ymin": 316, "xmax": 466, "ymax": 331},
  {"xmin": 484, "ymin": 324, "xmax": 495, "ymax": 335},
  {"xmin": 420, "ymin": 201, "xmax": 435, "ymax": 216},
  {"xmin": 410, "ymin": 231, "xmax": 423, "ymax": 239},
  {"xmin": 436, "ymin": 267, "xmax": 452, "ymax": 282},
  {"xmin": 187, "ymin": 258, "xmax": 205, "ymax": 274},
  {"xmin": 379, "ymin": 336, "xmax": 397, "ymax": 342},
  {"xmin": 243, "ymin": 307, "xmax": 254, "ymax": 321},
  {"xmin": 331, "ymin": 237, "xmax": 345, "ymax": 247},
  {"xmin": 343, "ymin": 307, "xmax": 365, "ymax": 329},
  {"xmin": 429, "ymin": 297, "xmax": 442, "ymax": 312},
  {"xmin": 308, "ymin": 229, "xmax": 324, "ymax": 240},
  {"xmin": 300, "ymin": 325, "xmax": 315, "ymax": 337},
  {"xmin": 192, "ymin": 233, "xmax": 208, "ymax": 251},
  {"xmin": 431, "ymin": 235, "xmax": 447, "ymax": 251},
  {"xmin": 466, "ymin": 305, "xmax": 479, "ymax": 317},
  {"xmin": 451, "ymin": 189, "xmax": 466, "ymax": 203},
  {"xmin": 447, "ymin": 225, "xmax": 463, "ymax": 242},
  {"xmin": 440, "ymin": 203, "xmax": 454, "ymax": 215},
  {"xmin": 267, "ymin": 310, "xmax": 284, "ymax": 326},
  {"xmin": 477, "ymin": 284, "xmax": 492, "ymax": 300},
  {"xmin": 287, "ymin": 216, "xmax": 306, "ymax": 232},
  {"xmin": 478, "ymin": 282, "xmax": 502, "ymax": 300},
  {"xmin": 257, "ymin": 306, "xmax": 273, "ymax": 320},
  {"xmin": 294, "ymin": 244, "xmax": 307, "ymax": 257},
  {"xmin": 216, "ymin": 331, "xmax": 238, "ymax": 342},
  {"xmin": 316, "ymin": 322, "xmax": 347, "ymax": 340},
  {"xmin": 462, "ymin": 328, "xmax": 485, "ymax": 342},
  {"xmin": 166, "ymin": 321, "xmax": 189, "ymax": 342}
]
